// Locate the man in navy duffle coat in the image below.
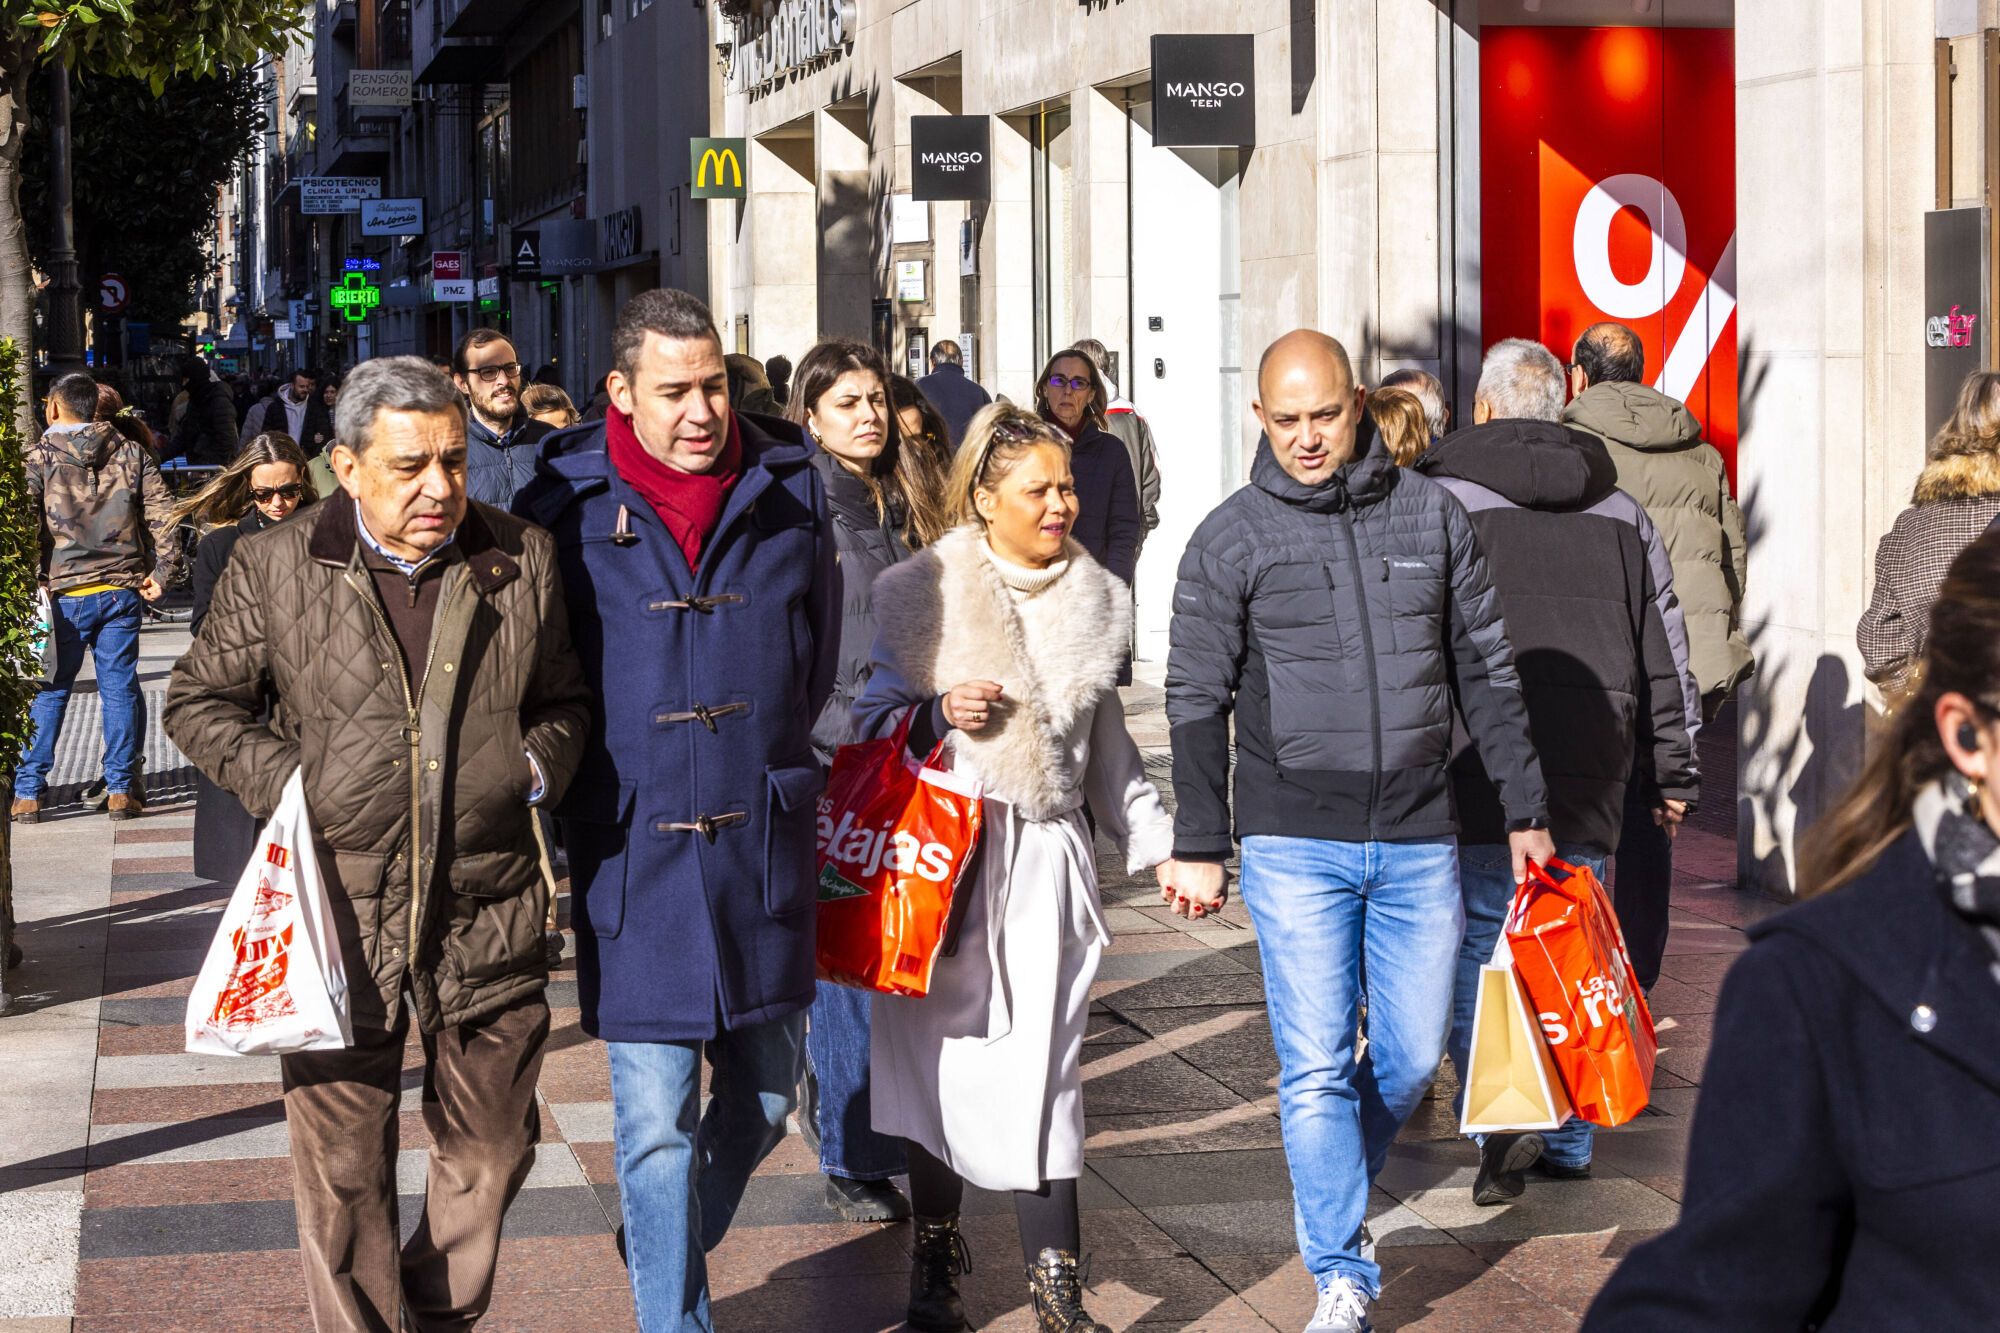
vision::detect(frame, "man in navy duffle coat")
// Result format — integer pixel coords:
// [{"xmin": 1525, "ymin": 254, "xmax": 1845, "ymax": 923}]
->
[{"xmin": 516, "ymin": 289, "xmax": 837, "ymax": 1332}]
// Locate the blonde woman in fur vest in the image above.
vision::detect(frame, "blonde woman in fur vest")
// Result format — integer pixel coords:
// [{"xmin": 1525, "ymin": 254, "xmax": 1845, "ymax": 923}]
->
[
  {"xmin": 854, "ymin": 404, "xmax": 1186, "ymax": 1333},
  {"xmin": 1859, "ymin": 370, "xmax": 2000, "ymax": 696}
]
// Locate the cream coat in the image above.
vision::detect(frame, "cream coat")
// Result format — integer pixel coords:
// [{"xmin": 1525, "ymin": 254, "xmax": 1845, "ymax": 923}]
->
[{"xmin": 853, "ymin": 526, "xmax": 1173, "ymax": 1190}]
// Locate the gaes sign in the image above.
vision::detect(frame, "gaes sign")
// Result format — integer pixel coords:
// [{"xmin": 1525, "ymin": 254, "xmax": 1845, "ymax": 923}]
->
[
  {"xmin": 1150, "ymin": 35, "xmax": 1257, "ymax": 148},
  {"xmin": 691, "ymin": 139, "xmax": 746, "ymax": 200},
  {"xmin": 330, "ymin": 271, "xmax": 380, "ymax": 322},
  {"xmin": 359, "ymin": 198, "xmax": 423, "ymax": 236},
  {"xmin": 911, "ymin": 116, "xmax": 990, "ymax": 202}
]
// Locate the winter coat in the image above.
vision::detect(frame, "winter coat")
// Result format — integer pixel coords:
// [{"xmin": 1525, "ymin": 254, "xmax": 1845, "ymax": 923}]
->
[
  {"xmin": 170, "ymin": 380, "xmax": 239, "ymax": 466},
  {"xmin": 466, "ymin": 412, "xmax": 554, "ymax": 509},
  {"xmin": 515, "ymin": 411, "xmax": 840, "ymax": 1042},
  {"xmin": 1103, "ymin": 405, "xmax": 1162, "ymax": 541},
  {"xmin": 1563, "ymin": 382, "xmax": 1751, "ymax": 700},
  {"xmin": 854, "ymin": 526, "xmax": 1173, "ymax": 1190},
  {"xmin": 915, "ymin": 362, "xmax": 992, "ymax": 448},
  {"xmin": 164, "ymin": 499, "xmax": 592, "ymax": 1034},
  {"xmin": 809, "ymin": 447, "xmax": 912, "ymax": 761},
  {"xmin": 1583, "ymin": 828, "xmax": 2000, "ymax": 1330},
  {"xmin": 27, "ymin": 422, "xmax": 177, "ymax": 594},
  {"xmin": 1421, "ymin": 420, "xmax": 1697, "ymax": 853},
  {"xmin": 1065, "ymin": 422, "xmax": 1142, "ymax": 588},
  {"xmin": 238, "ymin": 389, "xmax": 335, "ymax": 455},
  {"xmin": 189, "ymin": 506, "xmax": 304, "ymax": 883},
  {"xmin": 1856, "ymin": 451, "xmax": 2000, "ymax": 693},
  {"xmin": 1166, "ymin": 426, "xmax": 1548, "ymax": 856}
]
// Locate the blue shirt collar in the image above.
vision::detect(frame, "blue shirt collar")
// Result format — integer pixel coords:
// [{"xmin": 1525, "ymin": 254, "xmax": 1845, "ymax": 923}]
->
[{"xmin": 353, "ymin": 498, "xmax": 454, "ymax": 577}]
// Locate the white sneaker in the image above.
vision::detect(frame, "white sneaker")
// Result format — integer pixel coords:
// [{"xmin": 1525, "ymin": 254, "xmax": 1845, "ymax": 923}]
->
[{"xmin": 1306, "ymin": 1274, "xmax": 1373, "ymax": 1332}]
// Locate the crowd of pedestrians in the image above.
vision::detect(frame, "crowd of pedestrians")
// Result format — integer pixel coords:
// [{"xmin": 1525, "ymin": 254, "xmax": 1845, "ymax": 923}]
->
[{"xmin": 19, "ymin": 279, "xmax": 2000, "ymax": 1332}]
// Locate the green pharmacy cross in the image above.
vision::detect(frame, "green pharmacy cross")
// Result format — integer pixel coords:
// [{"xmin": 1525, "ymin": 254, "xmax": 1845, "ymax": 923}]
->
[{"xmin": 331, "ymin": 271, "xmax": 381, "ymax": 322}]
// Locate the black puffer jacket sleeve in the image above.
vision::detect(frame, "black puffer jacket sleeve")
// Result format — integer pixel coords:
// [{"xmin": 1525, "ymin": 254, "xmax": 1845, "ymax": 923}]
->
[
  {"xmin": 1635, "ymin": 550, "xmax": 1698, "ymax": 807},
  {"xmin": 1438, "ymin": 495, "xmax": 1548, "ymax": 827},
  {"xmin": 1165, "ymin": 510, "xmax": 1249, "ymax": 861}
]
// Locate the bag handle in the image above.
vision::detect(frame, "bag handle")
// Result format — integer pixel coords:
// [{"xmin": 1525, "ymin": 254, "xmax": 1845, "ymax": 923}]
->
[{"xmin": 884, "ymin": 706, "xmax": 955, "ymax": 776}]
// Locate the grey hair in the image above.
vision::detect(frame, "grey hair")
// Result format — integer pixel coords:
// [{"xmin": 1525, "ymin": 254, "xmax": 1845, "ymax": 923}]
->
[
  {"xmin": 1474, "ymin": 339, "xmax": 1567, "ymax": 423},
  {"xmin": 334, "ymin": 356, "xmax": 466, "ymax": 453},
  {"xmin": 1380, "ymin": 368, "xmax": 1448, "ymax": 438}
]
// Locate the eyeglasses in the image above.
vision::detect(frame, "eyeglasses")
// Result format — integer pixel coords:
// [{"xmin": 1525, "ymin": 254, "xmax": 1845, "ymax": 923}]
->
[
  {"xmin": 467, "ymin": 362, "xmax": 522, "ymax": 384},
  {"xmin": 1045, "ymin": 374, "xmax": 1092, "ymax": 392},
  {"xmin": 251, "ymin": 484, "xmax": 303, "ymax": 503}
]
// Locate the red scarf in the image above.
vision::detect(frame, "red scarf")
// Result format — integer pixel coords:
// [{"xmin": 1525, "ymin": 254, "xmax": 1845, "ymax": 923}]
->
[{"xmin": 605, "ymin": 406, "xmax": 744, "ymax": 570}]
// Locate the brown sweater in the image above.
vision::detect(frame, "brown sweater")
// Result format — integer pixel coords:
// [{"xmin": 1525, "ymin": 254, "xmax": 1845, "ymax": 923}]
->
[{"xmin": 358, "ymin": 541, "xmax": 449, "ymax": 684}]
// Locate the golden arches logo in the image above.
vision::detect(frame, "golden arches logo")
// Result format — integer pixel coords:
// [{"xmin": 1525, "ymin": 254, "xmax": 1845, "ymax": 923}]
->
[{"xmin": 697, "ymin": 147, "xmax": 742, "ymax": 190}]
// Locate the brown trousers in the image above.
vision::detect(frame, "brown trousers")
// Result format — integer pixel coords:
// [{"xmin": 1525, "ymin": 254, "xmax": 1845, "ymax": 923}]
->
[{"xmin": 280, "ymin": 992, "xmax": 551, "ymax": 1333}]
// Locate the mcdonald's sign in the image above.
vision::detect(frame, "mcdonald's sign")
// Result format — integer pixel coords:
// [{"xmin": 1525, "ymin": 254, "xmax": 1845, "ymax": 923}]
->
[{"xmin": 691, "ymin": 137, "xmax": 747, "ymax": 200}]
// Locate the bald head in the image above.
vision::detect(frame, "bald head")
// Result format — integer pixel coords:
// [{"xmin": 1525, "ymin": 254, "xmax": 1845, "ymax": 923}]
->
[
  {"xmin": 1572, "ymin": 322, "xmax": 1646, "ymax": 388},
  {"xmin": 1254, "ymin": 330, "xmax": 1367, "ymax": 486}
]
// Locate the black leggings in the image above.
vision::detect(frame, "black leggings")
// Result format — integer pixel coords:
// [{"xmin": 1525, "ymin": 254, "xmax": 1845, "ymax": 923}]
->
[{"xmin": 906, "ymin": 1140, "xmax": 1080, "ymax": 1263}]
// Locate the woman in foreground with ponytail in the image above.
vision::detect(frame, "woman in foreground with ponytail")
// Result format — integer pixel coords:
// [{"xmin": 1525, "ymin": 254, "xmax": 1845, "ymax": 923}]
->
[{"xmin": 1584, "ymin": 529, "xmax": 2000, "ymax": 1329}]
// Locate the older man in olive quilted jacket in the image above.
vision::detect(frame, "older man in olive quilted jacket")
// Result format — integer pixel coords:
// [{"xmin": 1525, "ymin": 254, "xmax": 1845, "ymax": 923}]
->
[{"xmin": 165, "ymin": 356, "xmax": 591, "ymax": 1333}]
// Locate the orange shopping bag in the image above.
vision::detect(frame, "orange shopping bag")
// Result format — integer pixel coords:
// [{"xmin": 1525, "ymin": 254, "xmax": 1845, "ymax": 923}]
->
[
  {"xmin": 1504, "ymin": 859, "xmax": 1657, "ymax": 1127},
  {"xmin": 815, "ymin": 708, "xmax": 984, "ymax": 996}
]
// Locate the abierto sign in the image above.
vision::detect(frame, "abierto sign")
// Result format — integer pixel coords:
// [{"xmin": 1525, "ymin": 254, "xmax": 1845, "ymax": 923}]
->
[
  {"xmin": 1150, "ymin": 35, "xmax": 1256, "ymax": 148},
  {"xmin": 359, "ymin": 197, "xmax": 423, "ymax": 236},
  {"xmin": 911, "ymin": 116, "xmax": 990, "ymax": 202},
  {"xmin": 691, "ymin": 138, "xmax": 746, "ymax": 200}
]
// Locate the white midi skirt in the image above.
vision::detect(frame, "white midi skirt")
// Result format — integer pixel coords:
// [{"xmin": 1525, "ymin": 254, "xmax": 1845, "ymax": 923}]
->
[{"xmin": 869, "ymin": 800, "xmax": 1108, "ymax": 1192}]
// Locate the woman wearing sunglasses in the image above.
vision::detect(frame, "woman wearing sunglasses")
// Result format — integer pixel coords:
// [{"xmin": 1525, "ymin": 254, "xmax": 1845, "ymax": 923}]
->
[
  {"xmin": 1032, "ymin": 350, "xmax": 1141, "ymax": 592},
  {"xmin": 172, "ymin": 431, "xmax": 319, "ymax": 881}
]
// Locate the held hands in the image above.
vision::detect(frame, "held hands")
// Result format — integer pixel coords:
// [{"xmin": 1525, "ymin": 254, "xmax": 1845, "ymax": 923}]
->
[
  {"xmin": 943, "ymin": 680, "xmax": 1004, "ymax": 733},
  {"xmin": 1653, "ymin": 798, "xmax": 1688, "ymax": 842},
  {"xmin": 1158, "ymin": 858, "xmax": 1229, "ymax": 921},
  {"xmin": 1509, "ymin": 827, "xmax": 1557, "ymax": 883}
]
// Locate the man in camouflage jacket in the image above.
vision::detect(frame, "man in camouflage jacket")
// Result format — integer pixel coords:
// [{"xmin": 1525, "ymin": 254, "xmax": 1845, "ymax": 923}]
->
[{"xmin": 12, "ymin": 372, "xmax": 175, "ymax": 823}]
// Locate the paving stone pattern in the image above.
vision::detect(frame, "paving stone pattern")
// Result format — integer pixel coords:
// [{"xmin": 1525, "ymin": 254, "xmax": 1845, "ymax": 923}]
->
[{"xmin": 0, "ymin": 637, "xmax": 1773, "ymax": 1331}]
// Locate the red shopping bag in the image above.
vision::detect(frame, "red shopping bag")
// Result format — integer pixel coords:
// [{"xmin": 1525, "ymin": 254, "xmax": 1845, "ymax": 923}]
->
[
  {"xmin": 1504, "ymin": 859, "xmax": 1657, "ymax": 1127},
  {"xmin": 815, "ymin": 709, "xmax": 983, "ymax": 996}
]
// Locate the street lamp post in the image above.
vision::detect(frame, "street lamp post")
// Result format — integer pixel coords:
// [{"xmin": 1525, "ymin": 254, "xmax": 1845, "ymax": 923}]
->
[{"xmin": 43, "ymin": 64, "xmax": 86, "ymax": 377}]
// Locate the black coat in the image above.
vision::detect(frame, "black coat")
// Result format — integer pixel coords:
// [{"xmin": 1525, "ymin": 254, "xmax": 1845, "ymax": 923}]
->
[
  {"xmin": 1584, "ymin": 830, "xmax": 2000, "ymax": 1330},
  {"xmin": 1065, "ymin": 422, "xmax": 1141, "ymax": 587},
  {"xmin": 808, "ymin": 448, "xmax": 912, "ymax": 761},
  {"xmin": 914, "ymin": 363, "xmax": 991, "ymax": 448},
  {"xmin": 466, "ymin": 413, "xmax": 555, "ymax": 509},
  {"xmin": 1423, "ymin": 421, "xmax": 1696, "ymax": 852},
  {"xmin": 241, "ymin": 391, "xmax": 335, "ymax": 455},
  {"xmin": 189, "ymin": 509, "xmax": 285, "ymax": 882}
]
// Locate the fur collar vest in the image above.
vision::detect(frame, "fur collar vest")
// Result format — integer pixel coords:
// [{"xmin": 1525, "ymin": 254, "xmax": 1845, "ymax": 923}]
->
[
  {"xmin": 1914, "ymin": 449, "xmax": 2000, "ymax": 504},
  {"xmin": 871, "ymin": 524, "xmax": 1131, "ymax": 819}
]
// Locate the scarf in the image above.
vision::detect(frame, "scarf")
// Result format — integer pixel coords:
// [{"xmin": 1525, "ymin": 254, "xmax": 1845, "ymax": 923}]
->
[
  {"xmin": 1912, "ymin": 777, "xmax": 2000, "ymax": 980},
  {"xmin": 606, "ymin": 406, "xmax": 743, "ymax": 570}
]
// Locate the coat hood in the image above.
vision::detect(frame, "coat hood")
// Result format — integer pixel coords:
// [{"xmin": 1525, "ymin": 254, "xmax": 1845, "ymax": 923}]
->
[
  {"xmin": 1912, "ymin": 448, "xmax": 2000, "ymax": 505},
  {"xmin": 1250, "ymin": 416, "xmax": 1396, "ymax": 514},
  {"xmin": 40, "ymin": 421, "xmax": 120, "ymax": 470},
  {"xmin": 1419, "ymin": 418, "xmax": 1619, "ymax": 512},
  {"xmin": 1563, "ymin": 381, "xmax": 1704, "ymax": 452}
]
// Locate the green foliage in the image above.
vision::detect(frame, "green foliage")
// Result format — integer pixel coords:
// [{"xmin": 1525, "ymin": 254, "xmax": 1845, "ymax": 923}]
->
[
  {"xmin": 22, "ymin": 66, "xmax": 264, "ymax": 327},
  {"xmin": 9, "ymin": 0, "xmax": 309, "ymax": 94},
  {"xmin": 0, "ymin": 339, "xmax": 38, "ymax": 767}
]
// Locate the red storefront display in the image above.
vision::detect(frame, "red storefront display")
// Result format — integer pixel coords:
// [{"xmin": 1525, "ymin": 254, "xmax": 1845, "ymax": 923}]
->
[{"xmin": 1481, "ymin": 26, "xmax": 1738, "ymax": 483}]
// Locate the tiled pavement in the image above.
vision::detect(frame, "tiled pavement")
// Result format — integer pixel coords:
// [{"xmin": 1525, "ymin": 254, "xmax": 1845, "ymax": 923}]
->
[{"xmin": 0, "ymin": 631, "xmax": 1776, "ymax": 1332}]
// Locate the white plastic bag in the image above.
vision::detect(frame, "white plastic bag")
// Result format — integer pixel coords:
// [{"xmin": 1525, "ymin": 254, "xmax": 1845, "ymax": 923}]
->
[{"xmin": 185, "ymin": 770, "xmax": 352, "ymax": 1055}]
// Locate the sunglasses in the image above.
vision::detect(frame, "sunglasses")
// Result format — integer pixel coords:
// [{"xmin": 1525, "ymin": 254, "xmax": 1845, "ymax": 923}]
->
[
  {"xmin": 1045, "ymin": 374, "xmax": 1092, "ymax": 392},
  {"xmin": 251, "ymin": 484, "xmax": 304, "ymax": 503},
  {"xmin": 468, "ymin": 362, "xmax": 522, "ymax": 384}
]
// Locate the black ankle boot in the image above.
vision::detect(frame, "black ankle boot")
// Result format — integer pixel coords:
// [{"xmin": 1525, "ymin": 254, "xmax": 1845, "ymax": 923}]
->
[
  {"xmin": 1026, "ymin": 1247, "xmax": 1110, "ymax": 1333},
  {"xmin": 908, "ymin": 1213, "xmax": 972, "ymax": 1332}
]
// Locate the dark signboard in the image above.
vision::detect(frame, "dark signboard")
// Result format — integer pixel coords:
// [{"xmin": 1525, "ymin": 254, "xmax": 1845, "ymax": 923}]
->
[
  {"xmin": 1151, "ymin": 34, "xmax": 1256, "ymax": 148},
  {"xmin": 691, "ymin": 138, "xmax": 746, "ymax": 200},
  {"xmin": 911, "ymin": 116, "xmax": 991, "ymax": 202},
  {"xmin": 510, "ymin": 229, "xmax": 541, "ymax": 280},
  {"xmin": 1925, "ymin": 207, "xmax": 1988, "ymax": 443}
]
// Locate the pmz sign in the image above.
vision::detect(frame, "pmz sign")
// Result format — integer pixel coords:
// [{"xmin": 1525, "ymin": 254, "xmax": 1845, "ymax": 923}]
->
[
  {"xmin": 691, "ymin": 139, "xmax": 746, "ymax": 200},
  {"xmin": 1150, "ymin": 34, "xmax": 1256, "ymax": 147},
  {"xmin": 1924, "ymin": 208, "xmax": 1989, "ymax": 442},
  {"xmin": 911, "ymin": 117, "xmax": 990, "ymax": 202},
  {"xmin": 728, "ymin": 0, "xmax": 856, "ymax": 95}
]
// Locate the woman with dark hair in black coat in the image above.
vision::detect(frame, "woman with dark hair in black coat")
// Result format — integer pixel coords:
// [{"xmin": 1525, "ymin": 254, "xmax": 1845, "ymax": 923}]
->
[
  {"xmin": 1584, "ymin": 528, "xmax": 2000, "ymax": 1330},
  {"xmin": 176, "ymin": 433, "xmax": 318, "ymax": 881},
  {"xmin": 1033, "ymin": 349, "xmax": 1140, "ymax": 588}
]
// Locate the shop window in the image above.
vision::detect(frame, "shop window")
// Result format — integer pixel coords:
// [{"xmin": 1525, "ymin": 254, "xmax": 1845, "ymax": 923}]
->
[
  {"xmin": 628, "ymin": 0, "xmax": 652, "ymax": 16},
  {"xmin": 1028, "ymin": 104, "xmax": 1073, "ymax": 371},
  {"xmin": 598, "ymin": 0, "xmax": 612, "ymax": 42}
]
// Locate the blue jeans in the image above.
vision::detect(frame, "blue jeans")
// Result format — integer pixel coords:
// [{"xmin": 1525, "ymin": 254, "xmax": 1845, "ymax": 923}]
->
[
  {"xmin": 607, "ymin": 1013, "xmax": 806, "ymax": 1333},
  {"xmin": 1446, "ymin": 844, "xmax": 1603, "ymax": 1170},
  {"xmin": 806, "ymin": 981, "xmax": 905, "ymax": 1180},
  {"xmin": 1239, "ymin": 835, "xmax": 1463, "ymax": 1299},
  {"xmin": 15, "ymin": 588, "xmax": 142, "ymax": 800}
]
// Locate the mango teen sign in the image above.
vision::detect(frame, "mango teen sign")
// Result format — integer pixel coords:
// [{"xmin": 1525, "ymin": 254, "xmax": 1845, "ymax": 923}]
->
[{"xmin": 729, "ymin": 0, "xmax": 856, "ymax": 95}]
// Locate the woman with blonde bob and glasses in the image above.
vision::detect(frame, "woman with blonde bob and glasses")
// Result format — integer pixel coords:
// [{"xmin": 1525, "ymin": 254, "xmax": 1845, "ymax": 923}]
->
[
  {"xmin": 171, "ymin": 431, "xmax": 319, "ymax": 881},
  {"xmin": 854, "ymin": 403, "xmax": 1186, "ymax": 1333}
]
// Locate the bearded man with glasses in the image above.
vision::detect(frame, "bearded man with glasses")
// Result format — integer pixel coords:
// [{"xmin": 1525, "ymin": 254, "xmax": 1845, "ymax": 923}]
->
[{"xmin": 453, "ymin": 328, "xmax": 556, "ymax": 508}]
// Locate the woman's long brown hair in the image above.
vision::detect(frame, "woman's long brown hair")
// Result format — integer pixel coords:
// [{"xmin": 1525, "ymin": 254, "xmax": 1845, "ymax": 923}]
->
[
  {"xmin": 787, "ymin": 337, "xmax": 950, "ymax": 548},
  {"xmin": 1800, "ymin": 529, "xmax": 2000, "ymax": 895},
  {"xmin": 168, "ymin": 433, "xmax": 319, "ymax": 530}
]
